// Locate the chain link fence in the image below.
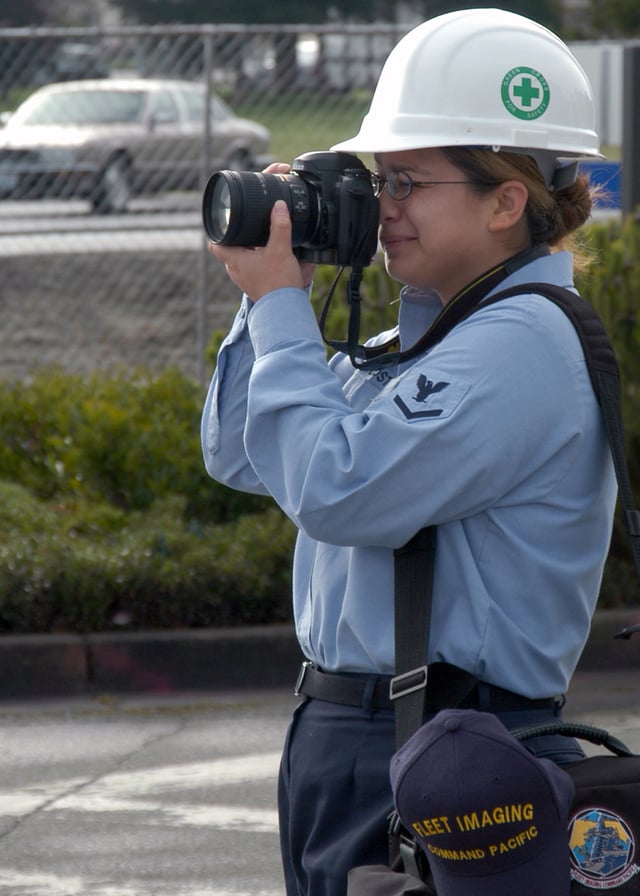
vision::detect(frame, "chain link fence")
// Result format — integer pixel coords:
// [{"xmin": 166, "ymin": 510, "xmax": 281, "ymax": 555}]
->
[
  {"xmin": 0, "ymin": 24, "xmax": 623, "ymax": 385},
  {"xmin": 0, "ymin": 23, "xmax": 408, "ymax": 385}
]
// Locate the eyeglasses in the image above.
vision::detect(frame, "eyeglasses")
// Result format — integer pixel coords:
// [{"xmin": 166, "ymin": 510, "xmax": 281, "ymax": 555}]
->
[{"xmin": 370, "ymin": 170, "xmax": 480, "ymax": 201}]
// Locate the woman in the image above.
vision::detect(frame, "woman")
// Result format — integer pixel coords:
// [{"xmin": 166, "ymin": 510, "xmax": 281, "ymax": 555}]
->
[{"xmin": 201, "ymin": 9, "xmax": 617, "ymax": 896}]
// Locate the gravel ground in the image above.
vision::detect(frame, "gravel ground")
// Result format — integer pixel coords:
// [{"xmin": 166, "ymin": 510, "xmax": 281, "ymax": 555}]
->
[{"xmin": 0, "ymin": 250, "xmax": 242, "ymax": 383}]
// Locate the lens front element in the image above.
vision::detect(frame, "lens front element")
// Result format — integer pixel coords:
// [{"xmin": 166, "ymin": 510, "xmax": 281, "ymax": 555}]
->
[{"xmin": 206, "ymin": 177, "xmax": 232, "ymax": 242}]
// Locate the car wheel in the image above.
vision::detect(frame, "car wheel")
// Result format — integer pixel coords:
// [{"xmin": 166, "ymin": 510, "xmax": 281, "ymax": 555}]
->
[{"xmin": 91, "ymin": 155, "xmax": 131, "ymax": 214}]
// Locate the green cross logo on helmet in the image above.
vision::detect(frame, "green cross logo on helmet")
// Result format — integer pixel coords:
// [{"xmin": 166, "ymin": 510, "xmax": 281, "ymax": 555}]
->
[{"xmin": 501, "ymin": 67, "xmax": 550, "ymax": 120}]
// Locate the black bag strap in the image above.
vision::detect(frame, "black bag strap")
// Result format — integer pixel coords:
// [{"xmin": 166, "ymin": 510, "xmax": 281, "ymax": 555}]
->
[
  {"xmin": 391, "ymin": 527, "xmax": 436, "ymax": 749},
  {"xmin": 510, "ymin": 721, "xmax": 636, "ymax": 757},
  {"xmin": 477, "ymin": 283, "xmax": 640, "ymax": 584},
  {"xmin": 392, "ymin": 282, "xmax": 640, "ymax": 749}
]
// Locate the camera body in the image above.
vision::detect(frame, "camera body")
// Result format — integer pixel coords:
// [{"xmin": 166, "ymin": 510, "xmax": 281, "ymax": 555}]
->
[{"xmin": 202, "ymin": 150, "xmax": 379, "ymax": 268}]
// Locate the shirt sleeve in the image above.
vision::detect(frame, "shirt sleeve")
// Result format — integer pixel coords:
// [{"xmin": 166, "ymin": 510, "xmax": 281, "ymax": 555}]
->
[
  {"xmin": 201, "ymin": 295, "xmax": 268, "ymax": 495},
  {"xmin": 245, "ymin": 286, "xmax": 593, "ymax": 548}
]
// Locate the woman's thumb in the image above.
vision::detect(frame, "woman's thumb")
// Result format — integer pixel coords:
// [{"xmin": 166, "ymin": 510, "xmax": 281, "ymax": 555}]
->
[
  {"xmin": 268, "ymin": 199, "xmax": 291, "ymax": 245},
  {"xmin": 274, "ymin": 199, "xmax": 292, "ymax": 219}
]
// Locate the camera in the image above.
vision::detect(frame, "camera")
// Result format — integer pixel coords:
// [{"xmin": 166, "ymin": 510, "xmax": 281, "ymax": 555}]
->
[{"xmin": 202, "ymin": 150, "xmax": 379, "ymax": 268}]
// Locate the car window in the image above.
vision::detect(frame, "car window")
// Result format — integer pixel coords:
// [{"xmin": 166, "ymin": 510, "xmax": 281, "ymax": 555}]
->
[
  {"xmin": 149, "ymin": 91, "xmax": 180, "ymax": 123},
  {"xmin": 179, "ymin": 87, "xmax": 234, "ymax": 123},
  {"xmin": 19, "ymin": 90, "xmax": 145, "ymax": 126},
  {"xmin": 210, "ymin": 94, "xmax": 233, "ymax": 122},
  {"xmin": 180, "ymin": 88, "xmax": 206, "ymax": 123}
]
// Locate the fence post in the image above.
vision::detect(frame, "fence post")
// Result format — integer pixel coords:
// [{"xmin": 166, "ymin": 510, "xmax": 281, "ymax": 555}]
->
[
  {"xmin": 621, "ymin": 43, "xmax": 640, "ymax": 216},
  {"xmin": 197, "ymin": 29, "xmax": 214, "ymax": 387}
]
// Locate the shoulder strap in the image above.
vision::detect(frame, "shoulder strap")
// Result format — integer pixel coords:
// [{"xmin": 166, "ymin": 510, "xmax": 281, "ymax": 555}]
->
[
  {"xmin": 392, "ymin": 281, "xmax": 640, "ymax": 748},
  {"xmin": 391, "ymin": 526, "xmax": 436, "ymax": 749},
  {"xmin": 476, "ymin": 282, "xmax": 619, "ymax": 400},
  {"xmin": 480, "ymin": 283, "xmax": 639, "ymax": 575}
]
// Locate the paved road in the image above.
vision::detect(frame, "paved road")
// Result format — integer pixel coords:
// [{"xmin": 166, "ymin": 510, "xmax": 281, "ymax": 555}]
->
[
  {"xmin": 0, "ymin": 671, "xmax": 639, "ymax": 896},
  {"xmin": 0, "ymin": 197, "xmax": 203, "ymax": 256},
  {"xmin": 0, "ymin": 689, "xmax": 293, "ymax": 896}
]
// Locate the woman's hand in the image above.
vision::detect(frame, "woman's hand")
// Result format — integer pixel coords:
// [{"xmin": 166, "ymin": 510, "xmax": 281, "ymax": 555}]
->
[{"xmin": 208, "ymin": 162, "xmax": 316, "ymax": 301}]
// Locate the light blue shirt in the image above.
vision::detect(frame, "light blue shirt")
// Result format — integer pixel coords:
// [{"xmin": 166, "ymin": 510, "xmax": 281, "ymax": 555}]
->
[{"xmin": 202, "ymin": 251, "xmax": 617, "ymax": 697}]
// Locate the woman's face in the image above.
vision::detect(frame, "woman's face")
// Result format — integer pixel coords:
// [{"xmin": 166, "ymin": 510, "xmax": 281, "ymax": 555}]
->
[{"xmin": 374, "ymin": 147, "xmax": 508, "ymax": 302}]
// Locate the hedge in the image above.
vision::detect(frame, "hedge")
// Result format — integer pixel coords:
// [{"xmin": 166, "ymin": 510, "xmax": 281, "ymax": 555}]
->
[
  {"xmin": 0, "ymin": 216, "xmax": 638, "ymax": 633},
  {"xmin": 575, "ymin": 217, "xmax": 640, "ymax": 608},
  {"xmin": 0, "ymin": 368, "xmax": 293, "ymax": 633}
]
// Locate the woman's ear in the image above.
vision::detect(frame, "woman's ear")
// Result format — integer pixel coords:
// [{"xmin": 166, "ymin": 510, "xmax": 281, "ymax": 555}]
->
[{"xmin": 488, "ymin": 180, "xmax": 529, "ymax": 233}]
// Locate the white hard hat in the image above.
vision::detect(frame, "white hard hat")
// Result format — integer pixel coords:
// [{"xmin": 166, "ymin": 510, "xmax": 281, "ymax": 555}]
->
[{"xmin": 332, "ymin": 8, "xmax": 600, "ymax": 163}]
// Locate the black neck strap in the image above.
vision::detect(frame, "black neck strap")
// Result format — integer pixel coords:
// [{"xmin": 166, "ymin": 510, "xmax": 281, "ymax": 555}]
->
[{"xmin": 322, "ymin": 244, "xmax": 550, "ymax": 370}]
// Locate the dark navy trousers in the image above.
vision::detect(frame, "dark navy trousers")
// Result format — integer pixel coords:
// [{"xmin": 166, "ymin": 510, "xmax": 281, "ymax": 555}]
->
[{"xmin": 277, "ymin": 691, "xmax": 583, "ymax": 896}]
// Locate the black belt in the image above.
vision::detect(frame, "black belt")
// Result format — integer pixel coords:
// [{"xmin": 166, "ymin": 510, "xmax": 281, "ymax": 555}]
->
[{"xmin": 295, "ymin": 661, "xmax": 557, "ymax": 714}]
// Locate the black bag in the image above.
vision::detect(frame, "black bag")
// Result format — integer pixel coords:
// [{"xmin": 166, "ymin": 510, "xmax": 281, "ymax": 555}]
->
[
  {"xmin": 514, "ymin": 722, "xmax": 640, "ymax": 894},
  {"xmin": 347, "ymin": 865, "xmax": 435, "ymax": 896}
]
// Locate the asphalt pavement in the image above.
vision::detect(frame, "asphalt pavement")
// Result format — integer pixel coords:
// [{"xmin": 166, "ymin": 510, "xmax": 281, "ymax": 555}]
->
[
  {"xmin": 0, "ymin": 688, "xmax": 292, "ymax": 896},
  {"xmin": 0, "ymin": 671, "xmax": 640, "ymax": 896},
  {"xmin": 0, "ymin": 610, "xmax": 637, "ymax": 894}
]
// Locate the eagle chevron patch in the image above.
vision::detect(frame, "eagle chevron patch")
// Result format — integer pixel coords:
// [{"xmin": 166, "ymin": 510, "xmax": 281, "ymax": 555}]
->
[{"xmin": 392, "ymin": 372, "xmax": 469, "ymax": 422}]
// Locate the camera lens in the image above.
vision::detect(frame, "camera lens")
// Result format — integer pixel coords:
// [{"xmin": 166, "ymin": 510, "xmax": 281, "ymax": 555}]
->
[
  {"xmin": 202, "ymin": 170, "xmax": 321, "ymax": 248},
  {"xmin": 207, "ymin": 177, "xmax": 233, "ymax": 242}
]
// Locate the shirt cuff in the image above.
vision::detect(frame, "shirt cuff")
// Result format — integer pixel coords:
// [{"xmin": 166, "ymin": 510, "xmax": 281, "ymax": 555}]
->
[{"xmin": 248, "ymin": 287, "xmax": 321, "ymax": 358}]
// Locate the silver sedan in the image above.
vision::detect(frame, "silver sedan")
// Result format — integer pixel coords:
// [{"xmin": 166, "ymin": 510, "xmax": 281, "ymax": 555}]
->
[{"xmin": 0, "ymin": 77, "xmax": 272, "ymax": 213}]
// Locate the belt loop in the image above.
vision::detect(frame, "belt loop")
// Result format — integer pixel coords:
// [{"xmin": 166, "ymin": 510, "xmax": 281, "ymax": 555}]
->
[
  {"xmin": 362, "ymin": 678, "xmax": 376, "ymax": 716},
  {"xmin": 477, "ymin": 682, "xmax": 492, "ymax": 711},
  {"xmin": 554, "ymin": 694, "xmax": 567, "ymax": 715}
]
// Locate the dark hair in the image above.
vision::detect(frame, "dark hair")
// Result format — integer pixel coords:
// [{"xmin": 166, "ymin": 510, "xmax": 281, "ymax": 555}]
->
[{"xmin": 441, "ymin": 147, "xmax": 596, "ymax": 270}]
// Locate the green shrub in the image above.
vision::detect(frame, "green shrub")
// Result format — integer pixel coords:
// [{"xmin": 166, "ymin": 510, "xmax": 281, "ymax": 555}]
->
[
  {"xmin": 0, "ymin": 365, "xmax": 270, "ymax": 522},
  {"xmin": 0, "ymin": 366, "xmax": 289, "ymax": 633},
  {"xmin": 0, "ymin": 482, "xmax": 295, "ymax": 633},
  {"xmin": 576, "ymin": 217, "xmax": 640, "ymax": 607}
]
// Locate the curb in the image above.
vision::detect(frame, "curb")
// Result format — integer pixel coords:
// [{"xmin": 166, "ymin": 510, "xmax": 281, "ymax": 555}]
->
[
  {"xmin": 0, "ymin": 624, "xmax": 303, "ymax": 700},
  {"xmin": 0, "ymin": 610, "xmax": 639, "ymax": 701}
]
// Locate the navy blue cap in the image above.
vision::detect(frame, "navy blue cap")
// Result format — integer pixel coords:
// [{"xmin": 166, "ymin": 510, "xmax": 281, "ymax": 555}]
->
[{"xmin": 390, "ymin": 709, "xmax": 574, "ymax": 896}]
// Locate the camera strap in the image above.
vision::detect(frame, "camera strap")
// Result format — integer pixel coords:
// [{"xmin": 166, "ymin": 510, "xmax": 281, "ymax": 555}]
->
[{"xmin": 319, "ymin": 245, "xmax": 549, "ymax": 369}]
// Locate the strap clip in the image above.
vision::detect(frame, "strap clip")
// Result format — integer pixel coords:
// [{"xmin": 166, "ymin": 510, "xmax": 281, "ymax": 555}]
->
[{"xmin": 389, "ymin": 665, "xmax": 428, "ymax": 701}]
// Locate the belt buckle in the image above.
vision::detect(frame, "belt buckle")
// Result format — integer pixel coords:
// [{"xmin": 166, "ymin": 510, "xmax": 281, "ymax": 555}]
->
[
  {"xmin": 389, "ymin": 665, "xmax": 428, "ymax": 701},
  {"xmin": 294, "ymin": 660, "xmax": 313, "ymax": 696}
]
